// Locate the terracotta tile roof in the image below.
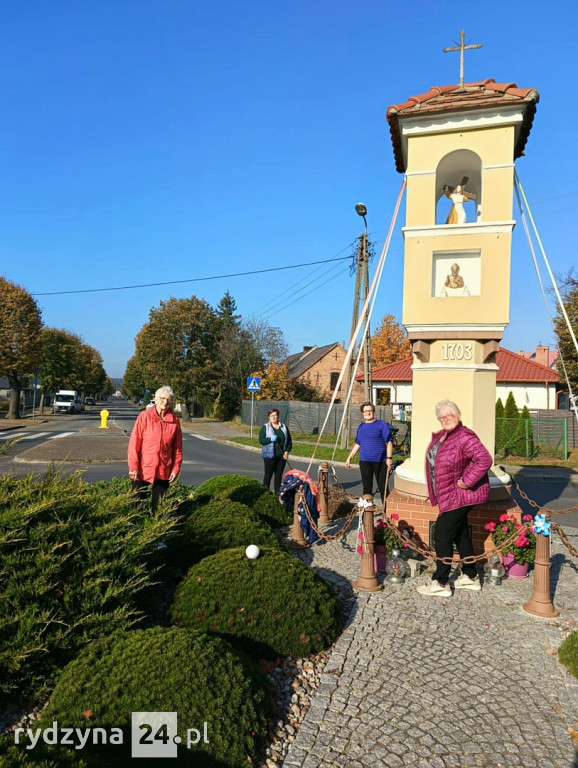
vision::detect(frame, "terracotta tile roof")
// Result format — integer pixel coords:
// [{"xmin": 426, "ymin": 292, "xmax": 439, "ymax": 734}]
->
[
  {"xmin": 386, "ymin": 79, "xmax": 540, "ymax": 173},
  {"xmin": 362, "ymin": 347, "xmax": 558, "ymax": 383},
  {"xmin": 284, "ymin": 343, "xmax": 341, "ymax": 379}
]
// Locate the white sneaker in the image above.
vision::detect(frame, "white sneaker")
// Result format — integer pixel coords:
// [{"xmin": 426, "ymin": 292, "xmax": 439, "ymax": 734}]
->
[
  {"xmin": 416, "ymin": 580, "xmax": 452, "ymax": 597},
  {"xmin": 453, "ymin": 573, "xmax": 481, "ymax": 591}
]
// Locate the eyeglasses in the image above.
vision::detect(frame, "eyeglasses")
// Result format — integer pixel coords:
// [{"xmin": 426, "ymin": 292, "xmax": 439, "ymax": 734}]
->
[{"xmin": 438, "ymin": 413, "xmax": 457, "ymax": 422}]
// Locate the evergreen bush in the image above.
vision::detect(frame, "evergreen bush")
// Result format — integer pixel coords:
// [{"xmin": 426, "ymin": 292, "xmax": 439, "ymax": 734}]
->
[
  {"xmin": 519, "ymin": 405, "xmax": 535, "ymax": 457},
  {"xmin": 501, "ymin": 392, "xmax": 520, "ymax": 456},
  {"xmin": 194, "ymin": 474, "xmax": 267, "ymax": 507},
  {"xmin": 37, "ymin": 627, "xmax": 269, "ymax": 768},
  {"xmin": 0, "ymin": 469, "xmax": 181, "ymax": 699},
  {"xmin": 252, "ymin": 490, "xmax": 292, "ymax": 527},
  {"xmin": 495, "ymin": 398, "xmax": 505, "ymax": 454},
  {"xmin": 179, "ymin": 500, "xmax": 284, "ymax": 567},
  {"xmin": 170, "ymin": 548, "xmax": 341, "ymax": 658}
]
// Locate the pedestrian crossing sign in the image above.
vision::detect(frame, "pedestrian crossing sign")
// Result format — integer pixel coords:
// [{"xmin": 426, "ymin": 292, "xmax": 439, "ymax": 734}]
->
[{"xmin": 247, "ymin": 376, "xmax": 261, "ymax": 392}]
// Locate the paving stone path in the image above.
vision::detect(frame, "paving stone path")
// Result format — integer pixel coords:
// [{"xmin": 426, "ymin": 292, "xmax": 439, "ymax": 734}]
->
[{"xmin": 284, "ymin": 521, "xmax": 578, "ymax": 768}]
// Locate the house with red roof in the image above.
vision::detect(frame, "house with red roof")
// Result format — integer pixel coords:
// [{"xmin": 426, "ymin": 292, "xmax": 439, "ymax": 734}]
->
[{"xmin": 358, "ymin": 347, "xmax": 560, "ymax": 411}]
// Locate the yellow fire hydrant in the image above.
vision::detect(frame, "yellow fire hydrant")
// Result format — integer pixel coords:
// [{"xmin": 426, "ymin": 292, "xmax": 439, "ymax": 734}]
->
[{"xmin": 99, "ymin": 409, "xmax": 110, "ymax": 429}]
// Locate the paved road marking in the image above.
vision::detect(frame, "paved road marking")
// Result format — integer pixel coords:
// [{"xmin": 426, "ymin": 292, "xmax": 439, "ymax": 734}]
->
[
  {"xmin": 48, "ymin": 432, "xmax": 76, "ymax": 439},
  {"xmin": 20, "ymin": 432, "xmax": 51, "ymax": 440},
  {"xmin": 0, "ymin": 431, "xmax": 29, "ymax": 440},
  {"xmin": 190, "ymin": 434, "xmax": 212, "ymax": 441}
]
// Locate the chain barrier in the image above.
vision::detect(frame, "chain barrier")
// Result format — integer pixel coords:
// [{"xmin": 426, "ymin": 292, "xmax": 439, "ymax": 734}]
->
[
  {"xmin": 509, "ymin": 475, "xmax": 578, "ymax": 515},
  {"xmin": 550, "ymin": 522, "xmax": 578, "ymax": 558},
  {"xmin": 298, "ymin": 464, "xmax": 578, "ymax": 564}
]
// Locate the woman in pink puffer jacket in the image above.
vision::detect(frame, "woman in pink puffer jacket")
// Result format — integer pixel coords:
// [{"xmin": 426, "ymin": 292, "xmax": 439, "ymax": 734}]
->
[{"xmin": 417, "ymin": 399, "xmax": 492, "ymax": 598}]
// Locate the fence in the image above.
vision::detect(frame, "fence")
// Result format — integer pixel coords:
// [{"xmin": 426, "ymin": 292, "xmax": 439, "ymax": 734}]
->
[
  {"xmin": 496, "ymin": 416, "xmax": 568, "ymax": 459},
  {"xmin": 241, "ymin": 400, "xmax": 394, "ymax": 437}
]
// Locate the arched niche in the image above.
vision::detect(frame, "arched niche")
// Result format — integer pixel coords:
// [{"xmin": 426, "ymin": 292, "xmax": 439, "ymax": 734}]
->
[{"xmin": 435, "ymin": 149, "xmax": 482, "ymax": 225}]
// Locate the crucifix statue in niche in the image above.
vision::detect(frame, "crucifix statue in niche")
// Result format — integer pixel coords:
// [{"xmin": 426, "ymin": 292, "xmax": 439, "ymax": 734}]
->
[{"xmin": 443, "ymin": 176, "xmax": 476, "ymax": 224}]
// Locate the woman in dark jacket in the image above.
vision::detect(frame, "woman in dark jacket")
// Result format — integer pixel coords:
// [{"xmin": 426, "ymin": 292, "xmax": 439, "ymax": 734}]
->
[
  {"xmin": 417, "ymin": 399, "xmax": 492, "ymax": 598},
  {"xmin": 258, "ymin": 408, "xmax": 293, "ymax": 494}
]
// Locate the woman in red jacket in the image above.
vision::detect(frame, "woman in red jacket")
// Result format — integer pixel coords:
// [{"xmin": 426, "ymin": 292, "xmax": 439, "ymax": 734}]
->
[
  {"xmin": 128, "ymin": 386, "xmax": 183, "ymax": 511},
  {"xmin": 417, "ymin": 399, "xmax": 492, "ymax": 597}
]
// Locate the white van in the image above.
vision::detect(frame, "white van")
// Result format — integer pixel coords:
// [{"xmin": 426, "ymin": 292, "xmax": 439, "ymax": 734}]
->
[{"xmin": 53, "ymin": 390, "xmax": 81, "ymax": 414}]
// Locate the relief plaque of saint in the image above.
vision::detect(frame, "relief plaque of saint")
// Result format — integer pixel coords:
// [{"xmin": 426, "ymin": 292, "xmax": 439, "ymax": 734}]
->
[{"xmin": 445, "ymin": 263, "xmax": 464, "ymax": 289}]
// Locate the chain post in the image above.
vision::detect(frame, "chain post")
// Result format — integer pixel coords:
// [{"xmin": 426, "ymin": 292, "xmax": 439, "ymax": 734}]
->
[
  {"xmin": 353, "ymin": 496, "xmax": 382, "ymax": 592},
  {"xmin": 523, "ymin": 511, "xmax": 559, "ymax": 619},
  {"xmin": 318, "ymin": 461, "xmax": 330, "ymax": 524},
  {"xmin": 288, "ymin": 486, "xmax": 309, "ymax": 550}
]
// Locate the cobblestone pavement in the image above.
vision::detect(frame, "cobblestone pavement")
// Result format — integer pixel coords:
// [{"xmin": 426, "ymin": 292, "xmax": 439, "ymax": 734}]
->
[{"xmin": 284, "ymin": 520, "xmax": 578, "ymax": 768}]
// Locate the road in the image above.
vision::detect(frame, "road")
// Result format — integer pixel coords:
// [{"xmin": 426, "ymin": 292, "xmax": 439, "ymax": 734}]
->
[
  {"xmin": 0, "ymin": 400, "xmax": 365, "ymax": 495},
  {"xmin": 2, "ymin": 400, "xmax": 578, "ymax": 528}
]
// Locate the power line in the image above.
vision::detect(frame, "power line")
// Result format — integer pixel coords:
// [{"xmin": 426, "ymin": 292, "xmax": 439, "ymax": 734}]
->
[{"xmin": 31, "ymin": 255, "xmax": 352, "ymax": 297}]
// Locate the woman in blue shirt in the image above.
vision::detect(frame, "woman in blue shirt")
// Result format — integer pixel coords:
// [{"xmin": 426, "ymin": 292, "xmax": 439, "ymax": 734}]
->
[{"xmin": 345, "ymin": 402, "xmax": 393, "ymax": 503}]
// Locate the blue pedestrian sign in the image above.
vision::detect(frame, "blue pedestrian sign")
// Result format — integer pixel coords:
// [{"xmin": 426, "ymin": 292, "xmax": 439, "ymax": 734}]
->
[{"xmin": 247, "ymin": 376, "xmax": 261, "ymax": 392}]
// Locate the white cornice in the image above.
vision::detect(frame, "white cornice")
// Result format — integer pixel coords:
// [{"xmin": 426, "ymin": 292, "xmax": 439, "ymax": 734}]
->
[
  {"xmin": 405, "ymin": 324, "xmax": 507, "ymax": 334},
  {"xmin": 410, "ymin": 362, "xmax": 499, "ymax": 372},
  {"xmin": 402, "ymin": 221, "xmax": 515, "ymax": 238},
  {"xmin": 400, "ymin": 103, "xmax": 527, "ymax": 138}
]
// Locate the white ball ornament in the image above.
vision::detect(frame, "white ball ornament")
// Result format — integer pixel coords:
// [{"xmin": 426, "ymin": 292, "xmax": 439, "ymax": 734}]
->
[{"xmin": 245, "ymin": 545, "xmax": 260, "ymax": 560}]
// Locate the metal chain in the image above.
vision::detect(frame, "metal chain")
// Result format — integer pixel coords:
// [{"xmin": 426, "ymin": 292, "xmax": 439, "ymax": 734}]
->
[
  {"xmin": 551, "ymin": 522, "xmax": 578, "ymax": 558},
  {"xmin": 298, "ymin": 490, "xmax": 359, "ymax": 542},
  {"xmin": 510, "ymin": 475, "xmax": 578, "ymax": 515},
  {"xmin": 300, "ymin": 465, "xmax": 578, "ymax": 562}
]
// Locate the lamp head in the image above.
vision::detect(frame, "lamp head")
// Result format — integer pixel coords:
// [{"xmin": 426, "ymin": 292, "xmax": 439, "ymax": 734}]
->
[{"xmin": 355, "ymin": 203, "xmax": 367, "ymax": 217}]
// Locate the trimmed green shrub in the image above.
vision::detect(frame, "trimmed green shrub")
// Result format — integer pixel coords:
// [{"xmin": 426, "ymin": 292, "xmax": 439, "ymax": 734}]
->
[
  {"xmin": 0, "ymin": 740, "xmax": 93, "ymax": 768},
  {"xmin": 37, "ymin": 627, "xmax": 270, "ymax": 768},
  {"xmin": 180, "ymin": 500, "xmax": 283, "ymax": 567},
  {"xmin": 193, "ymin": 474, "xmax": 267, "ymax": 507},
  {"xmin": 171, "ymin": 548, "xmax": 341, "ymax": 658},
  {"xmin": 0, "ymin": 469, "xmax": 181, "ymax": 699},
  {"xmin": 252, "ymin": 490, "xmax": 292, "ymax": 527},
  {"xmin": 558, "ymin": 630, "xmax": 578, "ymax": 680}
]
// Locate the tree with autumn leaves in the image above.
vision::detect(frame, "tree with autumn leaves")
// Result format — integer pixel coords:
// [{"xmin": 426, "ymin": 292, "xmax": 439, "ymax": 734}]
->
[
  {"xmin": 124, "ymin": 292, "xmax": 288, "ymax": 419},
  {"xmin": 0, "ymin": 277, "xmax": 112, "ymax": 419},
  {"xmin": 371, "ymin": 313, "xmax": 411, "ymax": 368},
  {"xmin": 0, "ymin": 277, "xmax": 43, "ymax": 419}
]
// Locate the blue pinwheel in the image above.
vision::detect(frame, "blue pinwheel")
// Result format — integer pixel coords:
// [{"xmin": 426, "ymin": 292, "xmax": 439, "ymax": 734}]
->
[{"xmin": 533, "ymin": 513, "xmax": 551, "ymax": 537}]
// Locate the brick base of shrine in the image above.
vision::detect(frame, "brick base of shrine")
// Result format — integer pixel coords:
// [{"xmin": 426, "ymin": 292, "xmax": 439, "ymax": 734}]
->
[{"xmin": 386, "ymin": 488, "xmax": 523, "ymax": 559}]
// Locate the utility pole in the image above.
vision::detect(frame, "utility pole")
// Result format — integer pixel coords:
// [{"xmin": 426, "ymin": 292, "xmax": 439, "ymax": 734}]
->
[{"xmin": 341, "ymin": 204, "xmax": 372, "ymax": 449}]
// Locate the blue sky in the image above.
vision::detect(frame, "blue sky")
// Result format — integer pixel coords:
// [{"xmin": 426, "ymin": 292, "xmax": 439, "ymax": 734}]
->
[{"xmin": 1, "ymin": 0, "xmax": 576, "ymax": 378}]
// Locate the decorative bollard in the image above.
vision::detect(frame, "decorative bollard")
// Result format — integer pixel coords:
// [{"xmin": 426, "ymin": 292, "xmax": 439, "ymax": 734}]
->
[
  {"xmin": 288, "ymin": 485, "xmax": 309, "ymax": 550},
  {"xmin": 523, "ymin": 513, "xmax": 559, "ymax": 619},
  {"xmin": 353, "ymin": 495, "xmax": 382, "ymax": 593},
  {"xmin": 318, "ymin": 461, "xmax": 330, "ymax": 525},
  {"xmin": 99, "ymin": 409, "xmax": 110, "ymax": 429}
]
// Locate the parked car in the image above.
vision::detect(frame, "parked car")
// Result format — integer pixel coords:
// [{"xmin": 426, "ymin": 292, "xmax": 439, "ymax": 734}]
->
[{"xmin": 85, "ymin": 397, "xmax": 95, "ymax": 406}]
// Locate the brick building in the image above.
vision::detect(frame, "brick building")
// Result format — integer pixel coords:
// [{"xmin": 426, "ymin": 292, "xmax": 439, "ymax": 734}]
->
[{"xmin": 284, "ymin": 343, "xmax": 365, "ymax": 403}]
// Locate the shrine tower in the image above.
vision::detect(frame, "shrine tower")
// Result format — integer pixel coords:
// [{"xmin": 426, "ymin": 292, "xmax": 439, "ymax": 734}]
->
[{"xmin": 385, "ymin": 76, "xmax": 539, "ymax": 545}]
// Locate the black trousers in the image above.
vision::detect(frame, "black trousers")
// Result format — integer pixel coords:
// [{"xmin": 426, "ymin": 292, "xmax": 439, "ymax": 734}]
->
[
  {"xmin": 131, "ymin": 479, "xmax": 170, "ymax": 512},
  {"xmin": 359, "ymin": 460, "xmax": 387, "ymax": 503},
  {"xmin": 432, "ymin": 505, "xmax": 476, "ymax": 585},
  {"xmin": 263, "ymin": 457, "xmax": 287, "ymax": 495}
]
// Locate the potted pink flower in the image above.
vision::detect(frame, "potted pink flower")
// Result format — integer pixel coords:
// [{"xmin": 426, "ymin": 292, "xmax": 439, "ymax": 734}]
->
[{"xmin": 484, "ymin": 513, "xmax": 536, "ymax": 578}]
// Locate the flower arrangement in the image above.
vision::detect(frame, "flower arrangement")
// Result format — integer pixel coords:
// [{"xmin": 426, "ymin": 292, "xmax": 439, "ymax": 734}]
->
[
  {"xmin": 357, "ymin": 513, "xmax": 402, "ymax": 556},
  {"xmin": 484, "ymin": 513, "xmax": 536, "ymax": 565}
]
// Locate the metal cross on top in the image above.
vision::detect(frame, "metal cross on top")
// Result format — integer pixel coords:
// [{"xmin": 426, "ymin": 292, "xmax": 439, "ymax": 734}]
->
[{"xmin": 443, "ymin": 29, "xmax": 482, "ymax": 88}]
